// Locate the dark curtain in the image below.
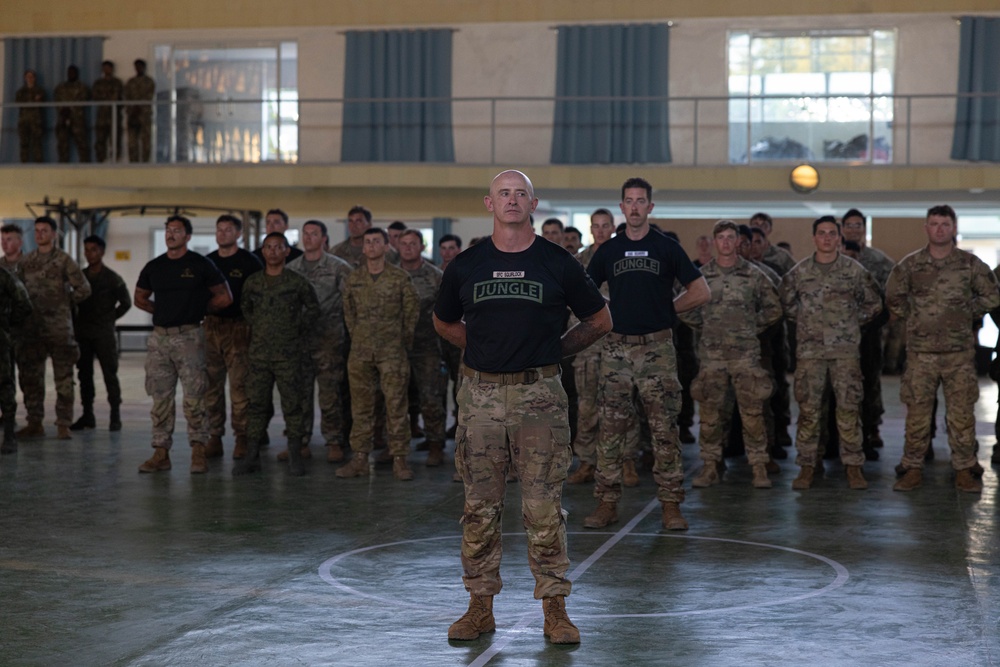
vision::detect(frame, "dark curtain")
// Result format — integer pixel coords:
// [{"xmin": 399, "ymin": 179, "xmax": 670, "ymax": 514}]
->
[
  {"xmin": 341, "ymin": 29, "xmax": 454, "ymax": 162},
  {"xmin": 551, "ymin": 24, "xmax": 671, "ymax": 164},
  {"xmin": 2, "ymin": 37, "xmax": 105, "ymax": 163},
  {"xmin": 951, "ymin": 17, "xmax": 1000, "ymax": 162}
]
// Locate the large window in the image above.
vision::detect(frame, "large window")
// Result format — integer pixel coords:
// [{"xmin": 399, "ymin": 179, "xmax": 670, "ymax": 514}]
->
[
  {"xmin": 728, "ymin": 30, "xmax": 895, "ymax": 164},
  {"xmin": 153, "ymin": 42, "xmax": 298, "ymax": 163}
]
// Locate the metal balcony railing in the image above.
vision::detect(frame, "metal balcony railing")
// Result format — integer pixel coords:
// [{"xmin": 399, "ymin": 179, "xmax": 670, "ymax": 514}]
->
[{"xmin": 2, "ymin": 92, "xmax": 997, "ymax": 167}]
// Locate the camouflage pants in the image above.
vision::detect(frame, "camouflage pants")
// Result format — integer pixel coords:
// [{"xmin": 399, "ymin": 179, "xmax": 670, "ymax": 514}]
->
[
  {"xmin": 246, "ymin": 356, "xmax": 306, "ymax": 445},
  {"xmin": 144, "ymin": 327, "xmax": 209, "ymax": 449},
  {"xmin": 95, "ymin": 120, "xmax": 123, "ymax": 163},
  {"xmin": 692, "ymin": 359, "xmax": 773, "ymax": 465},
  {"xmin": 899, "ymin": 350, "xmax": 979, "ymax": 471},
  {"xmin": 1, "ymin": 343, "xmax": 15, "ymax": 423},
  {"xmin": 18, "ymin": 339, "xmax": 79, "ymax": 426},
  {"xmin": 128, "ymin": 117, "xmax": 151, "ymax": 163},
  {"xmin": 18, "ymin": 121, "xmax": 43, "ymax": 163},
  {"xmin": 455, "ymin": 372, "xmax": 572, "ymax": 599},
  {"xmin": 303, "ymin": 337, "xmax": 346, "ymax": 445},
  {"xmin": 77, "ymin": 331, "xmax": 121, "ymax": 408},
  {"xmin": 56, "ymin": 119, "xmax": 90, "ymax": 163},
  {"xmin": 204, "ymin": 316, "xmax": 251, "ymax": 439},
  {"xmin": 442, "ymin": 340, "xmax": 462, "ymax": 422},
  {"xmin": 793, "ymin": 358, "xmax": 864, "ymax": 467},
  {"xmin": 596, "ymin": 335, "xmax": 684, "ymax": 504},
  {"xmin": 571, "ymin": 345, "xmax": 601, "ymax": 465},
  {"xmin": 408, "ymin": 352, "xmax": 447, "ymax": 445},
  {"xmin": 768, "ymin": 322, "xmax": 792, "ymax": 438},
  {"xmin": 348, "ymin": 350, "xmax": 410, "ymax": 455},
  {"xmin": 675, "ymin": 323, "xmax": 698, "ymax": 429}
]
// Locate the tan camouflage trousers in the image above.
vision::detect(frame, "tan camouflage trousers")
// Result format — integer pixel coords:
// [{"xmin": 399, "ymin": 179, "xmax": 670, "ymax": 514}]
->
[
  {"xmin": 144, "ymin": 327, "xmax": 209, "ymax": 449},
  {"xmin": 128, "ymin": 117, "xmax": 151, "ymax": 163},
  {"xmin": 571, "ymin": 345, "xmax": 601, "ymax": 464},
  {"xmin": 692, "ymin": 359, "xmax": 773, "ymax": 465},
  {"xmin": 303, "ymin": 337, "xmax": 347, "ymax": 445},
  {"xmin": 793, "ymin": 358, "xmax": 864, "ymax": 467},
  {"xmin": 18, "ymin": 339, "xmax": 79, "ymax": 427},
  {"xmin": 455, "ymin": 373, "xmax": 572, "ymax": 599},
  {"xmin": 596, "ymin": 336, "xmax": 684, "ymax": 504},
  {"xmin": 408, "ymin": 352, "xmax": 447, "ymax": 444},
  {"xmin": 347, "ymin": 350, "xmax": 410, "ymax": 455},
  {"xmin": 899, "ymin": 350, "xmax": 979, "ymax": 471},
  {"xmin": 204, "ymin": 316, "xmax": 251, "ymax": 439}
]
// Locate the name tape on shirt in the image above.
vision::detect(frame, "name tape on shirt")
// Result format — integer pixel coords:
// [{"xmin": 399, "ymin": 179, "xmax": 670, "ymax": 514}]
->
[
  {"xmin": 625, "ymin": 251, "xmax": 649, "ymax": 257},
  {"xmin": 493, "ymin": 271, "xmax": 525, "ymax": 278}
]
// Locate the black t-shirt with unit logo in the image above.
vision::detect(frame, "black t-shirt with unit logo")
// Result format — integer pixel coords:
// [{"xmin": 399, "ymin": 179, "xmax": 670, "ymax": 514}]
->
[
  {"xmin": 137, "ymin": 250, "xmax": 227, "ymax": 327},
  {"xmin": 207, "ymin": 248, "xmax": 263, "ymax": 319},
  {"xmin": 435, "ymin": 236, "xmax": 605, "ymax": 373},
  {"xmin": 587, "ymin": 230, "xmax": 702, "ymax": 335}
]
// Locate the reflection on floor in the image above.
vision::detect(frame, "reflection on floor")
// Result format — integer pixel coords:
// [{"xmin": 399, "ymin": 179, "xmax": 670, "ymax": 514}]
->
[{"xmin": 1, "ymin": 354, "xmax": 997, "ymax": 666}]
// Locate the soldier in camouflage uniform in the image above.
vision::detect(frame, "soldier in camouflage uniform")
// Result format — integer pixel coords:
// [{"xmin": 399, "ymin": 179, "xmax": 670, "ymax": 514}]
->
[
  {"xmin": 124, "ymin": 59, "xmax": 155, "ymax": 163},
  {"xmin": 584, "ymin": 178, "xmax": 711, "ymax": 532},
  {"xmin": 1, "ymin": 268, "xmax": 32, "ymax": 454},
  {"xmin": 780, "ymin": 216, "xmax": 882, "ymax": 491},
  {"xmin": 337, "ymin": 228, "xmax": 419, "ymax": 481},
  {"xmin": 397, "ymin": 229, "xmax": 448, "ymax": 466},
  {"xmin": 135, "ymin": 216, "xmax": 232, "ymax": 474},
  {"xmin": 682, "ymin": 221, "xmax": 782, "ymax": 489},
  {"xmin": 437, "ymin": 234, "xmax": 463, "ymax": 442},
  {"xmin": 92, "ymin": 61, "xmax": 124, "ymax": 163},
  {"xmin": 53, "ymin": 65, "xmax": 90, "ymax": 163},
  {"xmin": 566, "ymin": 208, "xmax": 614, "ymax": 485},
  {"xmin": 15, "ymin": 217, "xmax": 92, "ymax": 440},
  {"xmin": 331, "ymin": 205, "xmax": 400, "ymax": 268},
  {"xmin": 435, "ymin": 170, "xmax": 610, "ymax": 644},
  {"xmin": 234, "ymin": 233, "xmax": 319, "ymax": 477},
  {"xmin": 204, "ymin": 216, "xmax": 263, "ymax": 459},
  {"xmin": 888, "ymin": 205, "xmax": 1000, "ymax": 493},
  {"xmin": 71, "ymin": 236, "xmax": 131, "ymax": 432},
  {"xmin": 842, "ymin": 208, "xmax": 895, "ymax": 459},
  {"xmin": 1, "ymin": 224, "xmax": 26, "ymax": 272},
  {"xmin": 287, "ymin": 220, "xmax": 352, "ymax": 463},
  {"xmin": 16, "ymin": 70, "xmax": 45, "ymax": 163}
]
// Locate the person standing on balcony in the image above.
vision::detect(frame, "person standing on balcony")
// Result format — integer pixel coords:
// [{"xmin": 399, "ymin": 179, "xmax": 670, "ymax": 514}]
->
[
  {"xmin": 93, "ymin": 61, "xmax": 124, "ymax": 163},
  {"xmin": 124, "ymin": 59, "xmax": 155, "ymax": 163},
  {"xmin": 16, "ymin": 70, "xmax": 45, "ymax": 163},
  {"xmin": 53, "ymin": 65, "xmax": 90, "ymax": 163}
]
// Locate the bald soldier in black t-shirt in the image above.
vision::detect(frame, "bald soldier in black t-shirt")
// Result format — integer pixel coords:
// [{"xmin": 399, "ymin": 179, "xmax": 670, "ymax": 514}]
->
[
  {"xmin": 434, "ymin": 170, "xmax": 611, "ymax": 645},
  {"xmin": 584, "ymin": 177, "xmax": 710, "ymax": 532}
]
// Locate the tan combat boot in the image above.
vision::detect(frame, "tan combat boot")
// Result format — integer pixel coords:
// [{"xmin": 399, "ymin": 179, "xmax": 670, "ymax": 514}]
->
[
  {"xmin": 566, "ymin": 461, "xmax": 595, "ymax": 484},
  {"xmin": 56, "ymin": 425, "xmax": 72, "ymax": 440},
  {"xmin": 190, "ymin": 443, "xmax": 208, "ymax": 474},
  {"xmin": 622, "ymin": 458, "xmax": 640, "ymax": 487},
  {"xmin": 204, "ymin": 434, "xmax": 224, "ymax": 459},
  {"xmin": 426, "ymin": 442, "xmax": 445, "ymax": 467},
  {"xmin": 232, "ymin": 435, "xmax": 248, "ymax": 460},
  {"xmin": 893, "ymin": 468, "xmax": 922, "ymax": 492},
  {"xmin": 955, "ymin": 468, "xmax": 983, "ymax": 493},
  {"xmin": 751, "ymin": 463, "xmax": 772, "ymax": 489},
  {"xmin": 326, "ymin": 443, "xmax": 345, "ymax": 463},
  {"xmin": 661, "ymin": 502, "xmax": 688, "ymax": 531},
  {"xmin": 692, "ymin": 461, "xmax": 721, "ymax": 488},
  {"xmin": 336, "ymin": 452, "xmax": 370, "ymax": 478},
  {"xmin": 138, "ymin": 447, "xmax": 171, "ymax": 473},
  {"xmin": 583, "ymin": 501, "xmax": 618, "ymax": 529},
  {"xmin": 845, "ymin": 465, "xmax": 868, "ymax": 490},
  {"xmin": 16, "ymin": 421, "xmax": 45, "ymax": 439},
  {"xmin": 393, "ymin": 456, "xmax": 414, "ymax": 481},
  {"xmin": 792, "ymin": 465, "xmax": 814, "ymax": 490},
  {"xmin": 448, "ymin": 594, "xmax": 495, "ymax": 640},
  {"xmin": 542, "ymin": 595, "xmax": 580, "ymax": 644}
]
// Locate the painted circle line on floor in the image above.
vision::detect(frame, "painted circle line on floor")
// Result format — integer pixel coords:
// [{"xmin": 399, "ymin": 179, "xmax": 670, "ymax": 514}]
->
[{"xmin": 317, "ymin": 532, "xmax": 850, "ymax": 618}]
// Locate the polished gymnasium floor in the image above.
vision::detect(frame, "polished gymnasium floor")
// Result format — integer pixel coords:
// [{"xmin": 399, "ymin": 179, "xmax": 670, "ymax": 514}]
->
[{"xmin": 1, "ymin": 353, "xmax": 998, "ymax": 667}]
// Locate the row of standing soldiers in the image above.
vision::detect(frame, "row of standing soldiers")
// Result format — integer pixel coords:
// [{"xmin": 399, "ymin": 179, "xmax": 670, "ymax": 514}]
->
[{"xmin": 15, "ymin": 60, "xmax": 155, "ymax": 164}]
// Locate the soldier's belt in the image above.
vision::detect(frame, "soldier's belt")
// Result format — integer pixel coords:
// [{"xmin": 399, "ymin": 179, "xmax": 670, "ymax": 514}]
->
[
  {"xmin": 153, "ymin": 323, "xmax": 201, "ymax": 335},
  {"xmin": 606, "ymin": 328, "xmax": 672, "ymax": 345},
  {"xmin": 462, "ymin": 364, "xmax": 560, "ymax": 385}
]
